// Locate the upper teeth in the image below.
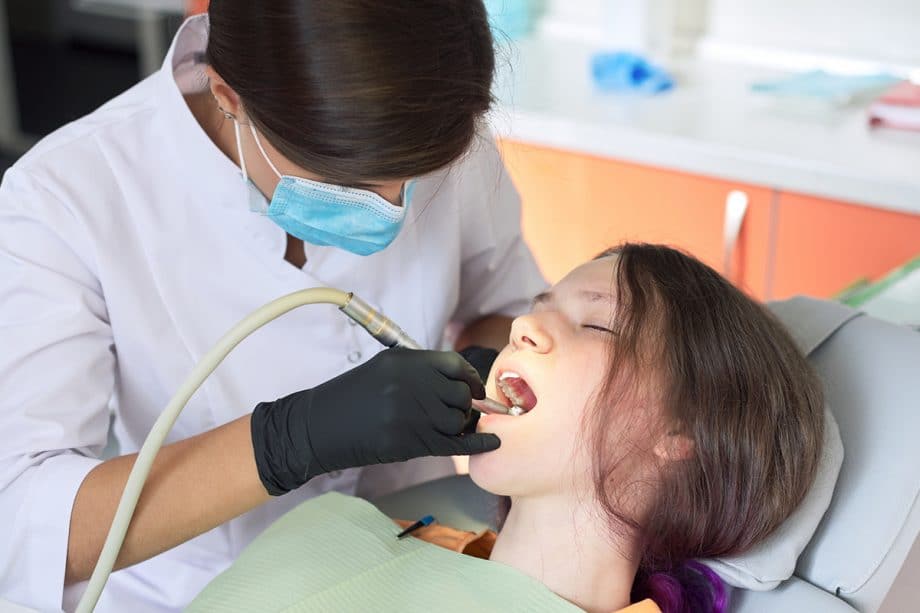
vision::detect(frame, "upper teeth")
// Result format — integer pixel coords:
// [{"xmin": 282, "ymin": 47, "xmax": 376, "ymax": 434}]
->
[{"xmin": 500, "ymin": 371, "xmax": 521, "ymax": 381}]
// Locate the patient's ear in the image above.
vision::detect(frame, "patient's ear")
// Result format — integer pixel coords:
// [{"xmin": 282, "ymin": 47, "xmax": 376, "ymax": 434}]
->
[{"xmin": 653, "ymin": 431, "xmax": 695, "ymax": 462}]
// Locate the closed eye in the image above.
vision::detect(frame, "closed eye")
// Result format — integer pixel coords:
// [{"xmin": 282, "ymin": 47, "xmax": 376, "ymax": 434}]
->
[{"xmin": 583, "ymin": 324, "xmax": 616, "ymax": 334}]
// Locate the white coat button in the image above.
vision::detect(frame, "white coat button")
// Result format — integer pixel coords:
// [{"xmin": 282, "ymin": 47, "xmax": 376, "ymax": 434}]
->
[{"xmin": 347, "ymin": 350, "xmax": 362, "ymax": 364}]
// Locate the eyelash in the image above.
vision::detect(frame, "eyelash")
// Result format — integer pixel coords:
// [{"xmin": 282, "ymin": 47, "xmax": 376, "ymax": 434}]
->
[{"xmin": 583, "ymin": 324, "xmax": 615, "ymax": 334}]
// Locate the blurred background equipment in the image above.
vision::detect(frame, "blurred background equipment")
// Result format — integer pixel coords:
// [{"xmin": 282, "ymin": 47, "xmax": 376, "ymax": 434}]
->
[
  {"xmin": 868, "ymin": 81, "xmax": 920, "ymax": 132},
  {"xmin": 0, "ymin": 0, "xmax": 188, "ymax": 166}
]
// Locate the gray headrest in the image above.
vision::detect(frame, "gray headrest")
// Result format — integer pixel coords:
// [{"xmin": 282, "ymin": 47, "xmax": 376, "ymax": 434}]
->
[
  {"xmin": 769, "ymin": 296, "xmax": 920, "ymax": 612},
  {"xmin": 769, "ymin": 297, "xmax": 862, "ymax": 356}
]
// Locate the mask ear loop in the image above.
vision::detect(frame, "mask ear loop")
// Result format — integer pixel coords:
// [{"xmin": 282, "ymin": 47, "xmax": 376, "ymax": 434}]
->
[
  {"xmin": 233, "ymin": 119, "xmax": 248, "ymax": 182},
  {"xmin": 249, "ymin": 124, "xmax": 283, "ymax": 179},
  {"xmin": 218, "ymin": 104, "xmax": 249, "ymax": 182}
]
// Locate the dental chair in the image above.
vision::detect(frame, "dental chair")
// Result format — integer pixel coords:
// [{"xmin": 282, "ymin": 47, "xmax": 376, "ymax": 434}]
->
[{"xmin": 373, "ymin": 297, "xmax": 920, "ymax": 613}]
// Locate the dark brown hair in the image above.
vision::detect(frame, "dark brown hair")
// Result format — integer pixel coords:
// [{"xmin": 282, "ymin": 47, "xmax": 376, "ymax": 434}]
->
[
  {"xmin": 590, "ymin": 243, "xmax": 824, "ymax": 611},
  {"xmin": 206, "ymin": 1, "xmax": 495, "ymax": 185}
]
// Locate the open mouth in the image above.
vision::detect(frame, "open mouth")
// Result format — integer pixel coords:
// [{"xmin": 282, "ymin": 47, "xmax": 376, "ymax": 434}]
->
[{"xmin": 496, "ymin": 371, "xmax": 538, "ymax": 415}]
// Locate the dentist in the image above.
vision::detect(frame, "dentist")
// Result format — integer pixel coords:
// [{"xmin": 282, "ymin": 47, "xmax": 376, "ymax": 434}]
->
[{"xmin": 0, "ymin": 2, "xmax": 545, "ymax": 611}]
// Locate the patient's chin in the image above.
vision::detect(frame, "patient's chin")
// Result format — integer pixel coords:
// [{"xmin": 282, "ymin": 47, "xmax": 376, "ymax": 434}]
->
[{"xmin": 468, "ymin": 451, "xmax": 519, "ymax": 496}]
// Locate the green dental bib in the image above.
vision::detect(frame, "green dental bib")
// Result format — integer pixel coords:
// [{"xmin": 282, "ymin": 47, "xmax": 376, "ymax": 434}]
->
[{"xmin": 188, "ymin": 492, "xmax": 582, "ymax": 612}]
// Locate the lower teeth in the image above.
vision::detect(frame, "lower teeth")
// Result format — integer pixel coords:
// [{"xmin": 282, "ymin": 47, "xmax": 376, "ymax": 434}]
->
[{"xmin": 509, "ymin": 405, "xmax": 526, "ymax": 416}]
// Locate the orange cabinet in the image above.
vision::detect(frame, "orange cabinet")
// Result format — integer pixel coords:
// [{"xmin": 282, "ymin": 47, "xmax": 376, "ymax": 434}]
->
[
  {"xmin": 499, "ymin": 140, "xmax": 774, "ymax": 298},
  {"xmin": 772, "ymin": 193, "xmax": 920, "ymax": 299},
  {"xmin": 186, "ymin": 0, "xmax": 209, "ymax": 15}
]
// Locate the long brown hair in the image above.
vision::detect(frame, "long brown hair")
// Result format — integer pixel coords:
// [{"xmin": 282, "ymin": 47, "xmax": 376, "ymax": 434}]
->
[
  {"xmin": 590, "ymin": 244, "xmax": 824, "ymax": 610},
  {"xmin": 206, "ymin": 1, "xmax": 495, "ymax": 185}
]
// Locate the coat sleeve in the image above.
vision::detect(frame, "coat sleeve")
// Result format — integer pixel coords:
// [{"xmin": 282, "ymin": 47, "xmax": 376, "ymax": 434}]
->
[
  {"xmin": 449, "ymin": 136, "xmax": 548, "ymax": 329},
  {"xmin": 0, "ymin": 167, "xmax": 113, "ymax": 610}
]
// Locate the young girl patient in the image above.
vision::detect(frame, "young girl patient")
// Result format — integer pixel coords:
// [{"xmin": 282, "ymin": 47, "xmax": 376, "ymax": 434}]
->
[{"xmin": 190, "ymin": 243, "xmax": 824, "ymax": 613}]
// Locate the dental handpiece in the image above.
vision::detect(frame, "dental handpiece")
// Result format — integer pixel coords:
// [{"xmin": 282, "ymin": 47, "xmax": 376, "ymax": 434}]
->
[
  {"xmin": 339, "ymin": 293, "xmax": 518, "ymax": 416},
  {"xmin": 472, "ymin": 397, "xmax": 524, "ymax": 416},
  {"xmin": 340, "ymin": 293, "xmax": 423, "ymax": 350}
]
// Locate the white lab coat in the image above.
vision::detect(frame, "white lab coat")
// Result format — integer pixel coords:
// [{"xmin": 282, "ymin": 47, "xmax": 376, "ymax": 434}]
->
[{"xmin": 0, "ymin": 16, "xmax": 545, "ymax": 613}]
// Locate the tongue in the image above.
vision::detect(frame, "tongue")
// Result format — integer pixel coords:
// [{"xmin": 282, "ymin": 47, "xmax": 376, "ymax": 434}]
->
[{"xmin": 503, "ymin": 378, "xmax": 538, "ymax": 412}]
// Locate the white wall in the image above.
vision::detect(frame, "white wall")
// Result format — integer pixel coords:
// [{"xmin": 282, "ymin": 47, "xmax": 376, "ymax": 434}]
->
[
  {"xmin": 540, "ymin": 0, "xmax": 699, "ymax": 53},
  {"xmin": 538, "ymin": 0, "xmax": 920, "ymax": 68},
  {"xmin": 706, "ymin": 0, "xmax": 920, "ymax": 64},
  {"xmin": 542, "ymin": 0, "xmax": 704, "ymax": 29},
  {"xmin": 539, "ymin": 0, "xmax": 610, "ymax": 41}
]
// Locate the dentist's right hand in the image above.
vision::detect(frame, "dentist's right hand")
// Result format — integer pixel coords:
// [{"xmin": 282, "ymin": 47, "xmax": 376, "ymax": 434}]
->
[{"xmin": 250, "ymin": 347, "xmax": 501, "ymax": 495}]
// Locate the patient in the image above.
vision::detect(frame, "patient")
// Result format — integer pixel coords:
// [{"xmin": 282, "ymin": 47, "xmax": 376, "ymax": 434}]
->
[
  {"xmin": 191, "ymin": 243, "xmax": 824, "ymax": 613},
  {"xmin": 460, "ymin": 243, "xmax": 824, "ymax": 612}
]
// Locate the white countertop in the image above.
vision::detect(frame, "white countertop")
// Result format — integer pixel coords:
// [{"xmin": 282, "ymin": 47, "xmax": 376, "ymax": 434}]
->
[{"xmin": 490, "ymin": 36, "xmax": 920, "ymax": 215}]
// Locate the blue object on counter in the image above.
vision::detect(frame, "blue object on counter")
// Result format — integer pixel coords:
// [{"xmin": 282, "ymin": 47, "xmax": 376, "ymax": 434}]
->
[
  {"xmin": 750, "ymin": 70, "xmax": 901, "ymax": 105},
  {"xmin": 591, "ymin": 52, "xmax": 675, "ymax": 94},
  {"xmin": 484, "ymin": 0, "xmax": 538, "ymax": 40}
]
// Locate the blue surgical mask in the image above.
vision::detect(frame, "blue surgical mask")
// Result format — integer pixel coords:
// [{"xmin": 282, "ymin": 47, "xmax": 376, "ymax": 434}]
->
[{"xmin": 233, "ymin": 119, "xmax": 412, "ymax": 256}]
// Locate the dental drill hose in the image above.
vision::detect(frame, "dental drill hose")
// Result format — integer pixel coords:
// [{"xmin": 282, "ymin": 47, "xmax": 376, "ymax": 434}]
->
[{"xmin": 77, "ymin": 288, "xmax": 424, "ymax": 613}]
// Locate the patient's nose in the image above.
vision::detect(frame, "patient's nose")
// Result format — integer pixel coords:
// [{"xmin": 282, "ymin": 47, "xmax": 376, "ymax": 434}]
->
[{"xmin": 510, "ymin": 315, "xmax": 553, "ymax": 353}]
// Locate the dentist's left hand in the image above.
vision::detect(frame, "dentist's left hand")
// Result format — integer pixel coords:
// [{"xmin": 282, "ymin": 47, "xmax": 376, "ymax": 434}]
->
[{"xmin": 250, "ymin": 347, "xmax": 502, "ymax": 496}]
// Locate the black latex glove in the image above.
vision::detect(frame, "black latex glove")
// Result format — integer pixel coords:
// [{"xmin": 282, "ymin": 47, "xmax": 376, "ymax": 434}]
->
[
  {"xmin": 457, "ymin": 345, "xmax": 500, "ymax": 433},
  {"xmin": 251, "ymin": 348, "xmax": 502, "ymax": 496},
  {"xmin": 458, "ymin": 345, "xmax": 500, "ymax": 383}
]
